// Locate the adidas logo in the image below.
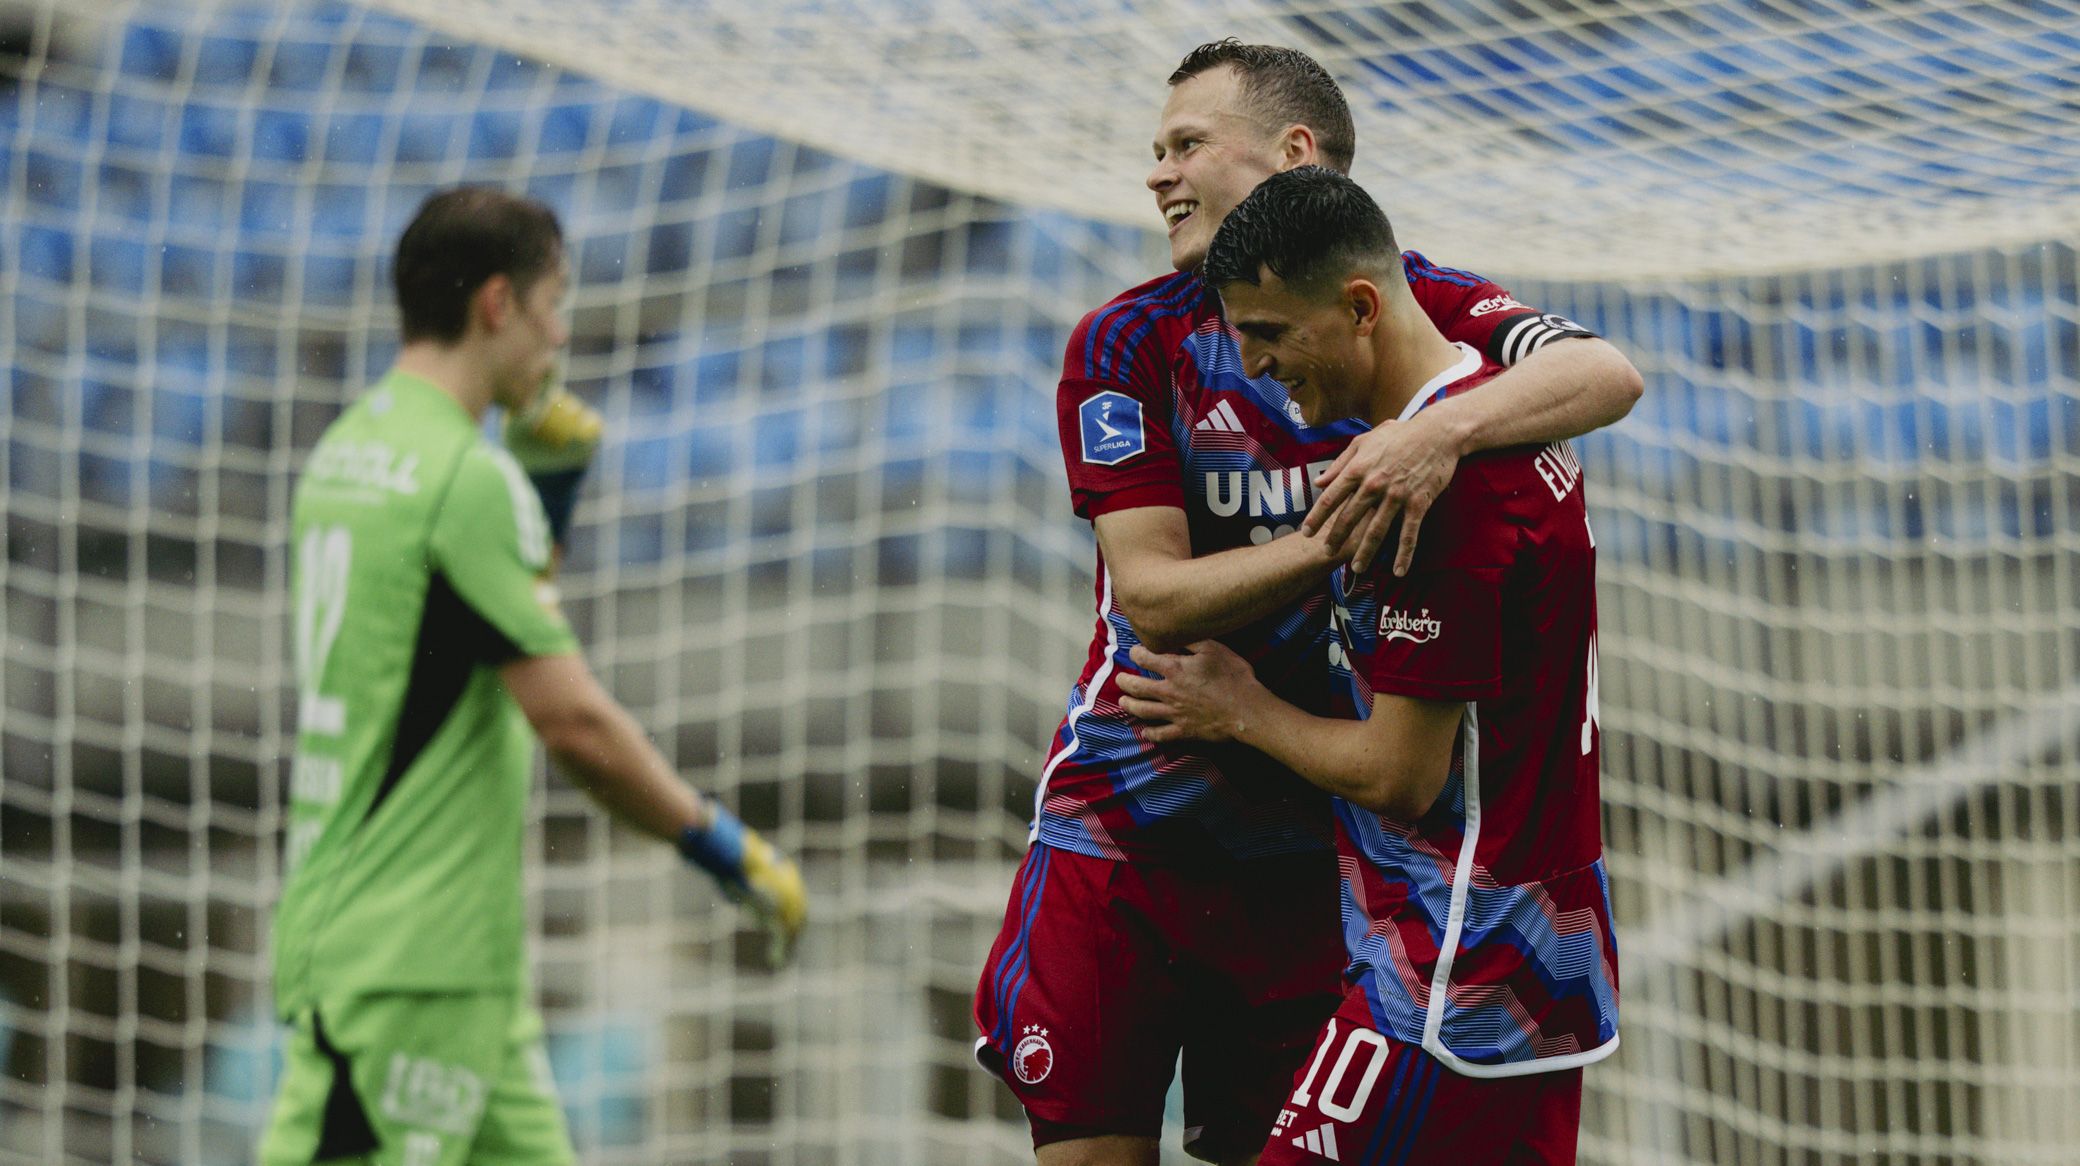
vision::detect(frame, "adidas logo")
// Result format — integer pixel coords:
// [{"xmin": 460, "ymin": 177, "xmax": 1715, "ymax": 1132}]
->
[
  {"xmin": 1291, "ymin": 1122, "xmax": 1341, "ymax": 1159},
  {"xmin": 1193, "ymin": 399, "xmax": 1244, "ymax": 433}
]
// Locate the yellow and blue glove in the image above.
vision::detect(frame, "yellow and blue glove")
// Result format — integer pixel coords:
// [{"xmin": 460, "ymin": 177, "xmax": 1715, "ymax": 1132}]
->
[
  {"xmin": 678, "ymin": 804, "xmax": 807, "ymax": 969},
  {"xmin": 502, "ymin": 378, "xmax": 602, "ymax": 545}
]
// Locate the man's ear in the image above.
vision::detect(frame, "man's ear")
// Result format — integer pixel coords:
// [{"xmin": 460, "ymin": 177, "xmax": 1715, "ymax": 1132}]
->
[
  {"xmin": 473, "ymin": 273, "xmax": 515, "ymax": 334},
  {"xmin": 1347, "ymin": 277, "xmax": 1384, "ymax": 337},
  {"xmin": 1274, "ymin": 122, "xmax": 1320, "ymax": 172}
]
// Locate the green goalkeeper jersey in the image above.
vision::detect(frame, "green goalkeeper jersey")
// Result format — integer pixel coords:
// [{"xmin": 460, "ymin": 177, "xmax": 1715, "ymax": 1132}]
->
[{"xmin": 272, "ymin": 371, "xmax": 578, "ymax": 1014}]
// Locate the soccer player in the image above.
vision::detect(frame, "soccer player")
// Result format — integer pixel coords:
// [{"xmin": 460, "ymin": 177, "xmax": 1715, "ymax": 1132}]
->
[
  {"xmin": 259, "ymin": 187, "xmax": 807, "ymax": 1166},
  {"xmin": 971, "ymin": 40, "xmax": 1638, "ymax": 1166},
  {"xmin": 1118, "ymin": 166, "xmax": 1616, "ymax": 1165}
]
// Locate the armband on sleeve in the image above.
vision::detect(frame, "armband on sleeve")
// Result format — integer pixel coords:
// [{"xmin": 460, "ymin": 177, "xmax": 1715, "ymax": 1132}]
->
[{"xmin": 1488, "ymin": 312, "xmax": 1599, "ymax": 367}]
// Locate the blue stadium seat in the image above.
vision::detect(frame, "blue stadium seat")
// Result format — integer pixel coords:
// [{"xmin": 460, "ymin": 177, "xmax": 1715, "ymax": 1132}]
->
[
  {"xmin": 94, "ymin": 162, "xmax": 154, "ymax": 225},
  {"xmin": 657, "ymin": 149, "xmax": 710, "ymax": 202},
  {"xmin": 759, "ymin": 336, "xmax": 807, "ymax": 398},
  {"xmin": 536, "ymin": 103, "xmax": 594, "ymax": 154},
  {"xmin": 310, "ymin": 182, "xmax": 367, "ymax": 238},
  {"xmin": 158, "ymin": 244, "xmax": 218, "ymax": 299},
  {"xmin": 195, "ymin": 35, "xmax": 261, "ymax": 87},
  {"xmin": 322, "ymin": 112, "xmax": 383, "ymax": 165},
  {"xmin": 266, "ymin": 39, "xmax": 335, "ymax": 91},
  {"xmin": 753, "ymin": 407, "xmax": 804, "ymax": 470},
  {"xmin": 686, "ymin": 424, "xmax": 736, "ymax": 479},
  {"xmin": 879, "ymin": 380, "xmax": 930, "ymax": 445},
  {"xmin": 393, "ymin": 112, "xmax": 454, "ymax": 164},
  {"xmin": 240, "ymin": 180, "xmax": 297, "ymax": 236},
  {"xmin": 484, "ymin": 51, "xmax": 546, "ymax": 91},
  {"xmin": 578, "ymin": 233, "xmax": 629, "ymax": 284},
  {"xmin": 252, "ymin": 109, "xmax": 311, "ymax": 162},
  {"xmin": 90, "ymin": 238, "xmax": 148, "ymax": 296},
  {"xmin": 104, "ymin": 92, "xmax": 166, "ymax": 151},
  {"xmin": 25, "ymin": 151, "xmax": 83, "ymax": 213},
  {"xmin": 80, "ymin": 379, "xmax": 134, "ymax": 438},
  {"xmin": 644, "ymin": 220, "xmax": 693, "ymax": 275},
  {"xmin": 341, "ymin": 39, "xmax": 405, "ymax": 94},
  {"xmin": 30, "ymin": 82, "xmax": 92, "ymax": 142},
  {"xmin": 80, "ymin": 450, "xmax": 138, "ymax": 509},
  {"xmin": 620, "ymin": 433, "xmax": 671, "ymax": 492},
  {"xmin": 232, "ymin": 249, "xmax": 287, "ymax": 301},
  {"xmin": 178, "ymin": 102, "xmax": 240, "ymax": 158},
  {"xmin": 119, "ymin": 23, "xmax": 183, "ymax": 82},
  {"xmin": 19, "ymin": 226, "xmax": 74, "ymax": 284},
  {"xmin": 726, "ymin": 138, "xmax": 776, "ymax": 190},
  {"xmin": 843, "ymin": 174, "xmax": 892, "ymax": 228},
  {"xmin": 713, "ymin": 207, "xmax": 759, "ymax": 263},
  {"xmin": 153, "ymin": 378, "xmax": 209, "ymax": 447},
  {"xmin": 607, "ymin": 97, "xmax": 663, "ymax": 146},
  {"xmin": 468, "ymin": 109, "xmax": 522, "ymax": 161},
  {"xmin": 777, "ymin": 191, "xmax": 823, "ymax": 250},
  {"xmin": 302, "ymin": 254, "xmax": 360, "ymax": 307}
]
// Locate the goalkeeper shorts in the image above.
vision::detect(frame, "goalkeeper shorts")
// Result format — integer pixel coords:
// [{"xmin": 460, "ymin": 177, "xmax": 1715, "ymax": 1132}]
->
[{"xmin": 259, "ymin": 991, "xmax": 573, "ymax": 1166}]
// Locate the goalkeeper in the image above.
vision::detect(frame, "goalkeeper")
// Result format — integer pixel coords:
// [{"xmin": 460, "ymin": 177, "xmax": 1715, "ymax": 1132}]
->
[{"xmin": 259, "ymin": 186, "xmax": 806, "ymax": 1166}]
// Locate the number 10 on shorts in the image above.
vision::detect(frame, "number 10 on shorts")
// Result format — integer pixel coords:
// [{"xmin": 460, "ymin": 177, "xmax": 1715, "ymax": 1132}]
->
[{"xmin": 1270, "ymin": 1019, "xmax": 1390, "ymax": 1157}]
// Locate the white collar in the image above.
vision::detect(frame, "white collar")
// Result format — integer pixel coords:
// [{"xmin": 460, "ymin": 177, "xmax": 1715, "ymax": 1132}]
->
[{"xmin": 1393, "ymin": 342, "xmax": 1484, "ymax": 424}]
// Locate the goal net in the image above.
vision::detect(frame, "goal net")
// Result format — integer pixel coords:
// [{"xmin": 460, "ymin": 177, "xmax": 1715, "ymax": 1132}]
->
[{"xmin": 1, "ymin": 1, "xmax": 2075, "ymax": 1164}]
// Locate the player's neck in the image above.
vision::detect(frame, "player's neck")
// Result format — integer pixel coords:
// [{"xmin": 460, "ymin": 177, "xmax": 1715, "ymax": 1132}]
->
[
  {"xmin": 1365, "ymin": 313, "xmax": 1463, "ymax": 426},
  {"xmin": 392, "ymin": 342, "xmax": 498, "ymax": 422}
]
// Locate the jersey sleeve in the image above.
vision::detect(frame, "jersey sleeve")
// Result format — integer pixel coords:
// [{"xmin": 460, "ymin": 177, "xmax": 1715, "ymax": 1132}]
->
[
  {"xmin": 426, "ymin": 443, "xmax": 581, "ymax": 661},
  {"xmin": 1056, "ymin": 301, "xmax": 1183, "ymax": 521},
  {"xmin": 1355, "ymin": 469, "xmax": 1512, "ymax": 702},
  {"xmin": 1401, "ymin": 249, "xmax": 1597, "ymax": 368}
]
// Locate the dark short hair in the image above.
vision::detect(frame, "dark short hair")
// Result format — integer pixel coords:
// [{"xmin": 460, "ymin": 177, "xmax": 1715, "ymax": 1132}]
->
[
  {"xmin": 1169, "ymin": 39, "xmax": 1355, "ymax": 173},
  {"xmin": 392, "ymin": 187, "xmax": 563, "ymax": 344},
  {"xmin": 1203, "ymin": 166, "xmax": 1399, "ymax": 293}
]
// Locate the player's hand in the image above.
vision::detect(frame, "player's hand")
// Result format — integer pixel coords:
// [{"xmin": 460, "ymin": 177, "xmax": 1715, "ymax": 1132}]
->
[
  {"xmin": 1116, "ymin": 641, "xmax": 1263, "ymax": 744},
  {"xmin": 502, "ymin": 375, "xmax": 603, "ymax": 475},
  {"xmin": 678, "ymin": 806, "xmax": 808, "ymax": 970},
  {"xmin": 1301, "ymin": 409, "xmax": 1460, "ymax": 577}
]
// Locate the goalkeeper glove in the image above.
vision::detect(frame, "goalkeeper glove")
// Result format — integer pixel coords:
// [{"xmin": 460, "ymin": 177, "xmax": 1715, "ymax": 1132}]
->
[
  {"xmin": 678, "ymin": 804, "xmax": 807, "ymax": 969},
  {"xmin": 502, "ymin": 377, "xmax": 602, "ymax": 545}
]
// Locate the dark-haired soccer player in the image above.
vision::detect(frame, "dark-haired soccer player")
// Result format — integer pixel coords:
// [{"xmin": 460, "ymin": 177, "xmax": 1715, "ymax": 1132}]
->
[
  {"xmin": 973, "ymin": 38, "xmax": 1636, "ymax": 1166},
  {"xmin": 259, "ymin": 187, "xmax": 806, "ymax": 1166},
  {"xmin": 1119, "ymin": 167, "xmax": 1616, "ymax": 1165}
]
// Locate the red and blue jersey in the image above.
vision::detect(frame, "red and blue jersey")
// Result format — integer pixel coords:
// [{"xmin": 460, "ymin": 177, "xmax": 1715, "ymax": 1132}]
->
[
  {"xmin": 1041, "ymin": 255, "xmax": 1594, "ymax": 865},
  {"xmin": 1327, "ymin": 379, "xmax": 1619, "ymax": 1077}
]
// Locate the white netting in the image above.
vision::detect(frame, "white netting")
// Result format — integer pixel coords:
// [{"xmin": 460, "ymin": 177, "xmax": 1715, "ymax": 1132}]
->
[
  {"xmin": 1, "ymin": 1, "xmax": 2076, "ymax": 1165},
  {"xmin": 370, "ymin": 0, "xmax": 2080, "ymax": 279}
]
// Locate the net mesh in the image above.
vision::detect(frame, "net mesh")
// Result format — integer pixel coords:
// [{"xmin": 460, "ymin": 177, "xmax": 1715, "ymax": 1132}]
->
[
  {"xmin": 1, "ymin": 1, "xmax": 2076, "ymax": 1164},
  {"xmin": 377, "ymin": 0, "xmax": 2080, "ymax": 279}
]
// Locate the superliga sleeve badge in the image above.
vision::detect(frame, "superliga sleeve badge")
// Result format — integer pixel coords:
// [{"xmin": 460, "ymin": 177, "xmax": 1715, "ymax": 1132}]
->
[{"xmin": 1078, "ymin": 391, "xmax": 1145, "ymax": 465}]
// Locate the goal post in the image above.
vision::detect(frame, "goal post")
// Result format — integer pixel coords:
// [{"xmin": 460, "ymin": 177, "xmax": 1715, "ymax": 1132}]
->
[{"xmin": 2, "ymin": 2, "xmax": 2077, "ymax": 1164}]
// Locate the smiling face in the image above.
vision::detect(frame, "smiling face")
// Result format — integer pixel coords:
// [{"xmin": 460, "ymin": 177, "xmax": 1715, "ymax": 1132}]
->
[
  {"xmin": 1146, "ymin": 66, "xmax": 1293, "ymax": 273},
  {"xmin": 1221, "ymin": 269, "xmax": 1374, "ymax": 425}
]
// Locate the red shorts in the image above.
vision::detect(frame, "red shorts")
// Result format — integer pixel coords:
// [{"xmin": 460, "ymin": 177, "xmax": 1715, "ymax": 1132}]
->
[
  {"xmin": 972, "ymin": 843, "xmax": 1344, "ymax": 1161},
  {"xmin": 1259, "ymin": 990, "xmax": 1583, "ymax": 1166}
]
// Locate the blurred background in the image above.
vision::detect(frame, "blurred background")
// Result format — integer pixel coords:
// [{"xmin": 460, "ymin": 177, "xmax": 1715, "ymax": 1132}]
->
[{"xmin": 2, "ymin": 1, "xmax": 2076, "ymax": 1163}]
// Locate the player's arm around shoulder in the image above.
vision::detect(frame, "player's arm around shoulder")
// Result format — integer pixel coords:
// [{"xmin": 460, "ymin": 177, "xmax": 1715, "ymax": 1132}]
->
[
  {"xmin": 1306, "ymin": 264, "xmax": 1642, "ymax": 576},
  {"xmin": 1092, "ymin": 503, "xmax": 1342, "ymax": 653}
]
